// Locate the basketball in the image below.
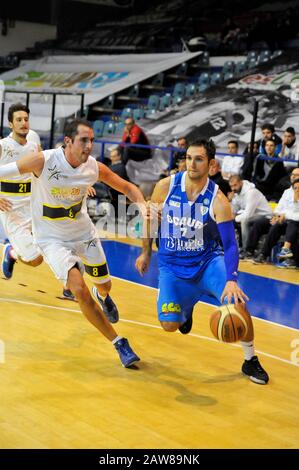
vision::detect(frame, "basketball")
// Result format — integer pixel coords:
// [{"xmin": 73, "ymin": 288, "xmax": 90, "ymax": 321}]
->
[{"xmin": 210, "ymin": 304, "xmax": 248, "ymax": 343}]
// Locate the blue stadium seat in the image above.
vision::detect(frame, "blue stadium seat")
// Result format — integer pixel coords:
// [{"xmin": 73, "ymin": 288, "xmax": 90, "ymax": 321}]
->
[
  {"xmin": 235, "ymin": 61, "xmax": 248, "ymax": 76},
  {"xmin": 222, "ymin": 61, "xmax": 235, "ymax": 75},
  {"xmin": 210, "ymin": 72, "xmax": 223, "ymax": 85},
  {"xmin": 185, "ymin": 83, "xmax": 197, "ymax": 97},
  {"xmin": 271, "ymin": 49, "xmax": 283, "ymax": 59},
  {"xmin": 103, "ymin": 121, "xmax": 116, "ymax": 136},
  {"xmin": 147, "ymin": 94, "xmax": 160, "ymax": 111},
  {"xmin": 198, "ymin": 72, "xmax": 211, "ymax": 92},
  {"xmin": 173, "ymin": 82, "xmax": 186, "ymax": 98},
  {"xmin": 258, "ymin": 50, "xmax": 271, "ymax": 63},
  {"xmin": 133, "ymin": 108, "xmax": 146, "ymax": 120},
  {"xmin": 223, "ymin": 72, "xmax": 234, "ymax": 81},
  {"xmin": 247, "ymin": 51, "xmax": 258, "ymax": 61},
  {"xmin": 93, "ymin": 120, "xmax": 104, "ymax": 138},
  {"xmin": 114, "ymin": 121, "xmax": 125, "ymax": 135},
  {"xmin": 247, "ymin": 57, "xmax": 258, "ymax": 68},
  {"xmin": 120, "ymin": 107, "xmax": 133, "ymax": 120},
  {"xmin": 172, "ymin": 95, "xmax": 183, "ymax": 105},
  {"xmin": 159, "ymin": 94, "xmax": 172, "ymax": 111}
]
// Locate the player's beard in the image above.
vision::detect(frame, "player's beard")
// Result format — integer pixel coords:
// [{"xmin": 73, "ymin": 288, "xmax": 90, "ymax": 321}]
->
[{"xmin": 16, "ymin": 130, "xmax": 28, "ymax": 139}]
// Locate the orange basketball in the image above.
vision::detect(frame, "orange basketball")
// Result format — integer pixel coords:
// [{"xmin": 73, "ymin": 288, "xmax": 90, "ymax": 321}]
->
[{"xmin": 210, "ymin": 304, "xmax": 248, "ymax": 343}]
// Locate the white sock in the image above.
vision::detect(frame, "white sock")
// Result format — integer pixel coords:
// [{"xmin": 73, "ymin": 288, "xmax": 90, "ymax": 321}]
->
[
  {"xmin": 112, "ymin": 336, "xmax": 122, "ymax": 345},
  {"xmin": 240, "ymin": 341, "xmax": 255, "ymax": 361}
]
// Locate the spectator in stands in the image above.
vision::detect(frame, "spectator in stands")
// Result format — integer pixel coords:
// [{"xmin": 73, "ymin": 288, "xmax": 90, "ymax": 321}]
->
[
  {"xmin": 108, "ymin": 146, "xmax": 129, "ymax": 216},
  {"xmin": 254, "ymin": 139, "xmax": 287, "ymax": 201},
  {"xmin": 209, "ymin": 159, "xmax": 231, "ymax": 196},
  {"xmin": 121, "ymin": 118, "xmax": 152, "ymax": 164},
  {"xmin": 170, "ymin": 155, "xmax": 187, "ymax": 175},
  {"xmin": 229, "ymin": 175, "xmax": 272, "ymax": 252},
  {"xmin": 275, "ymin": 178, "xmax": 299, "ymax": 268},
  {"xmin": 241, "ymin": 141, "xmax": 259, "ymax": 181},
  {"xmin": 109, "ymin": 146, "xmax": 129, "ymax": 181},
  {"xmin": 279, "ymin": 127, "xmax": 299, "ymax": 169},
  {"xmin": 252, "ymin": 172, "xmax": 299, "ymax": 265},
  {"xmin": 221, "ymin": 140, "xmax": 244, "ymax": 180},
  {"xmin": 258, "ymin": 123, "xmax": 282, "ymax": 156},
  {"xmin": 171, "ymin": 136, "xmax": 188, "ymax": 170}
]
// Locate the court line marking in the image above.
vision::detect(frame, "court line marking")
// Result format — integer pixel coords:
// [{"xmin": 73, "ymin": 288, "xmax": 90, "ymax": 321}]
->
[
  {"xmin": 0, "ymin": 296, "xmax": 298, "ymax": 368},
  {"xmin": 111, "ymin": 275, "xmax": 299, "ymax": 333}
]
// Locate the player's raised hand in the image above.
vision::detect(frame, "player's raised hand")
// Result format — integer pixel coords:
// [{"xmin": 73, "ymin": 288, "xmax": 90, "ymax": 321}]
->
[{"xmin": 0, "ymin": 197, "xmax": 12, "ymax": 212}]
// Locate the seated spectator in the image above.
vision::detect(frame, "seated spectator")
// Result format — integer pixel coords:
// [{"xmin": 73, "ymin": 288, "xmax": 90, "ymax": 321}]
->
[
  {"xmin": 254, "ymin": 139, "xmax": 287, "ymax": 201},
  {"xmin": 221, "ymin": 140, "xmax": 244, "ymax": 180},
  {"xmin": 108, "ymin": 147, "xmax": 129, "ymax": 216},
  {"xmin": 276, "ymin": 178, "xmax": 299, "ymax": 268},
  {"xmin": 209, "ymin": 159, "xmax": 231, "ymax": 196},
  {"xmin": 258, "ymin": 123, "xmax": 282, "ymax": 156},
  {"xmin": 251, "ymin": 170, "xmax": 299, "ymax": 264},
  {"xmin": 229, "ymin": 175, "xmax": 272, "ymax": 251},
  {"xmin": 109, "ymin": 146, "xmax": 129, "ymax": 180},
  {"xmin": 170, "ymin": 136, "xmax": 188, "ymax": 170},
  {"xmin": 241, "ymin": 141, "xmax": 259, "ymax": 181},
  {"xmin": 279, "ymin": 127, "xmax": 299, "ymax": 171},
  {"xmin": 170, "ymin": 155, "xmax": 187, "ymax": 175},
  {"xmin": 121, "ymin": 118, "xmax": 152, "ymax": 164}
]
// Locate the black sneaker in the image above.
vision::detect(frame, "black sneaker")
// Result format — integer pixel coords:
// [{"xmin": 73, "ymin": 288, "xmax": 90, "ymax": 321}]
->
[
  {"xmin": 239, "ymin": 250, "xmax": 254, "ymax": 261},
  {"xmin": 252, "ymin": 253, "xmax": 268, "ymax": 264},
  {"xmin": 92, "ymin": 286, "xmax": 119, "ymax": 323},
  {"xmin": 242, "ymin": 355, "xmax": 269, "ymax": 384},
  {"xmin": 179, "ymin": 312, "xmax": 193, "ymax": 334}
]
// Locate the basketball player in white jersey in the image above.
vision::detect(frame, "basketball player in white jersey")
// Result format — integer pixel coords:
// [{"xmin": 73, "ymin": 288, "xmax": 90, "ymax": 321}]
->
[
  {"xmin": 0, "ymin": 103, "xmax": 44, "ymax": 276},
  {"xmin": 0, "ymin": 103, "xmax": 74, "ymax": 299},
  {"xmin": 0, "ymin": 117, "xmax": 146, "ymax": 367}
]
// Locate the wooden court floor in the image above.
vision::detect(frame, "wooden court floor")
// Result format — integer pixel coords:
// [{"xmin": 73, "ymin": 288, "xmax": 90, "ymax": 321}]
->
[{"xmin": 0, "ymin": 250, "xmax": 299, "ymax": 449}]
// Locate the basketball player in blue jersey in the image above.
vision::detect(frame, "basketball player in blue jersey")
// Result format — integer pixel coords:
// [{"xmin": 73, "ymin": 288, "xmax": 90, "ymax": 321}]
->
[
  {"xmin": 0, "ymin": 118, "xmax": 146, "ymax": 368},
  {"xmin": 136, "ymin": 139, "xmax": 269, "ymax": 384}
]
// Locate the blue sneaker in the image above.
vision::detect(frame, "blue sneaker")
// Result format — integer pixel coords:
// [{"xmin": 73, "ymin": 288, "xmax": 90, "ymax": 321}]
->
[
  {"xmin": 92, "ymin": 286, "xmax": 119, "ymax": 323},
  {"xmin": 114, "ymin": 338, "xmax": 140, "ymax": 368},
  {"xmin": 1, "ymin": 243, "xmax": 16, "ymax": 279},
  {"xmin": 62, "ymin": 288, "xmax": 76, "ymax": 301}
]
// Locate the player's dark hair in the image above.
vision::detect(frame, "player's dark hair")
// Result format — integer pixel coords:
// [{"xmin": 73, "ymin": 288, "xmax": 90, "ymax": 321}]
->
[
  {"xmin": 8, "ymin": 102, "xmax": 30, "ymax": 123},
  {"xmin": 64, "ymin": 118, "xmax": 92, "ymax": 140},
  {"xmin": 188, "ymin": 138, "xmax": 216, "ymax": 161}
]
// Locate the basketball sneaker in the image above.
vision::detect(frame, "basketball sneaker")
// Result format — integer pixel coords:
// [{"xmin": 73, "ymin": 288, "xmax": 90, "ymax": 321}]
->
[
  {"xmin": 179, "ymin": 312, "xmax": 193, "ymax": 334},
  {"xmin": 62, "ymin": 288, "xmax": 76, "ymax": 301},
  {"xmin": 1, "ymin": 243, "xmax": 16, "ymax": 279},
  {"xmin": 114, "ymin": 338, "xmax": 140, "ymax": 367},
  {"xmin": 242, "ymin": 355, "xmax": 269, "ymax": 384},
  {"xmin": 92, "ymin": 286, "xmax": 119, "ymax": 323}
]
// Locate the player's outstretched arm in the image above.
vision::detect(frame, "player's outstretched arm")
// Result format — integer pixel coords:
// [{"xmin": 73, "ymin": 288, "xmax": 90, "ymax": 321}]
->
[
  {"xmin": 213, "ymin": 190, "xmax": 249, "ymax": 304},
  {"xmin": 0, "ymin": 151, "xmax": 45, "ymax": 178},
  {"xmin": 135, "ymin": 177, "xmax": 170, "ymax": 276}
]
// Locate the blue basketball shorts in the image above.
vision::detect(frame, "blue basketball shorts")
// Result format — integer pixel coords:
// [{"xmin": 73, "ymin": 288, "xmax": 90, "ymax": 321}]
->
[{"xmin": 157, "ymin": 255, "xmax": 227, "ymax": 323}]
